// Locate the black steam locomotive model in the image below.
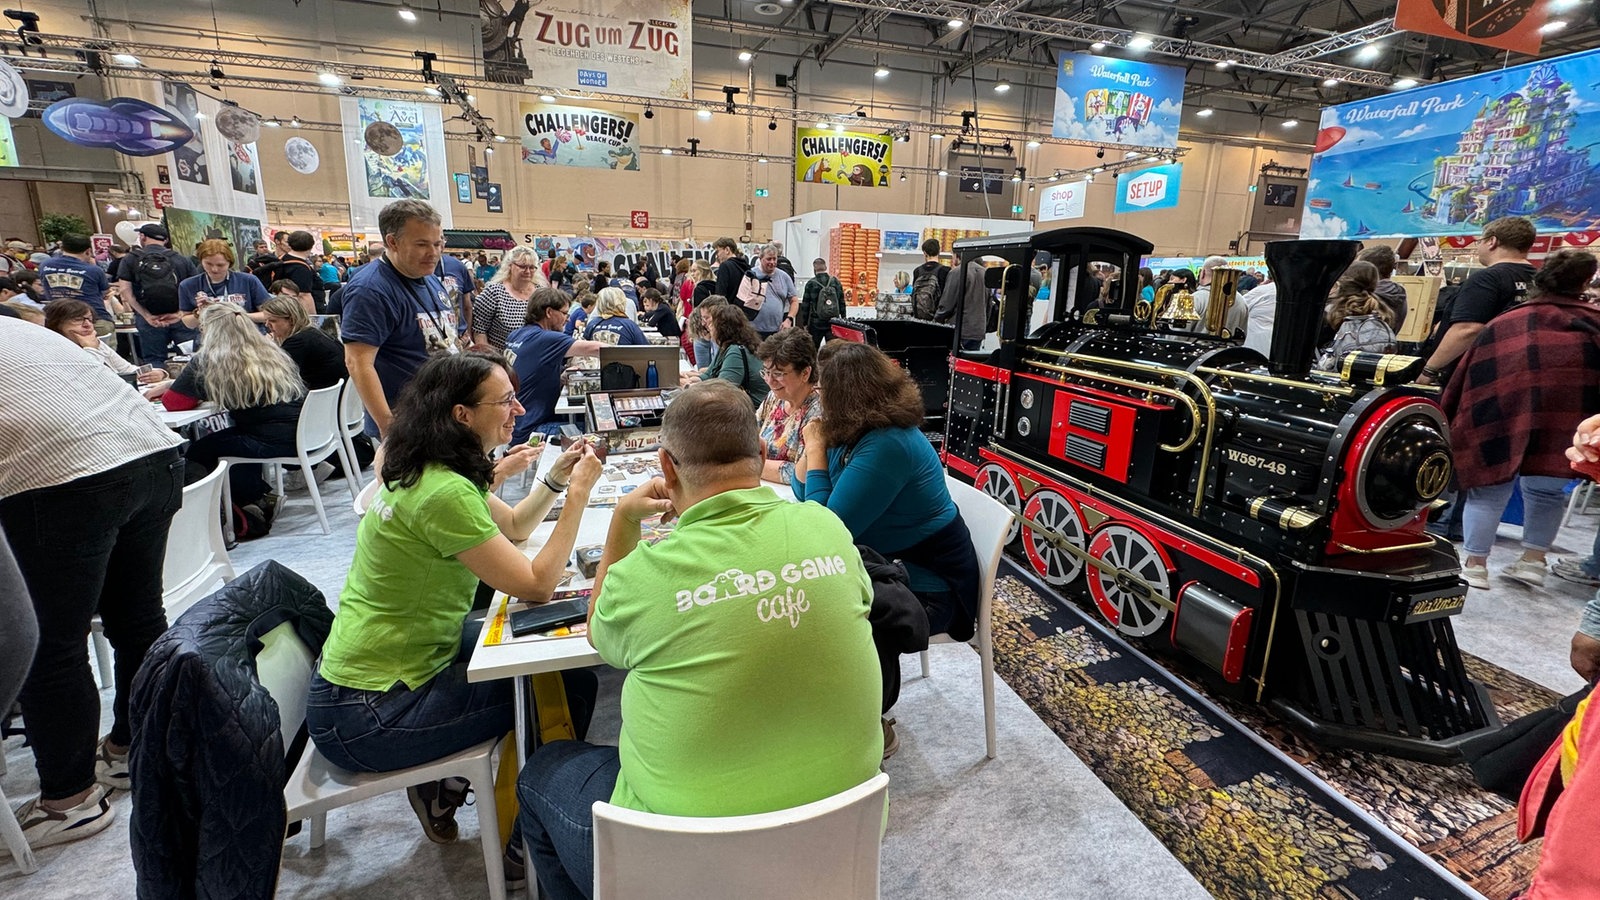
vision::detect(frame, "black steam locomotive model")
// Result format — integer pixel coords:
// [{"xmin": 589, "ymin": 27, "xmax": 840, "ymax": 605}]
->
[{"xmin": 940, "ymin": 227, "xmax": 1498, "ymax": 761}]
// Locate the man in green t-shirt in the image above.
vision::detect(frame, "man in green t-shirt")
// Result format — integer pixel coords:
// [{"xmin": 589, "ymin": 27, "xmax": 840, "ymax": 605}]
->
[{"xmin": 516, "ymin": 380, "xmax": 882, "ymax": 898}]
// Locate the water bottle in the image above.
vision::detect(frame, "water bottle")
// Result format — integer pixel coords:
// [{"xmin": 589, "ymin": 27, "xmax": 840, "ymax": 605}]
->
[{"xmin": 645, "ymin": 359, "xmax": 659, "ymax": 388}]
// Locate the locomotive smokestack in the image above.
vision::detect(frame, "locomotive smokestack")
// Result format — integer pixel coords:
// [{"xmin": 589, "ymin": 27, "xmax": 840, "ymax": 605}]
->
[{"xmin": 1264, "ymin": 240, "xmax": 1361, "ymax": 376}]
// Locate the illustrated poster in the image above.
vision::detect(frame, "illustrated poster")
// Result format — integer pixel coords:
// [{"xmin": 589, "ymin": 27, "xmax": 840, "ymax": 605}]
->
[
  {"xmin": 339, "ymin": 97, "xmax": 453, "ymax": 232},
  {"xmin": 480, "ymin": 0, "xmax": 691, "ymax": 100},
  {"xmin": 520, "ymin": 103, "xmax": 639, "ymax": 170},
  {"xmin": 794, "ymin": 128, "xmax": 893, "ymax": 187},
  {"xmin": 1052, "ymin": 52, "xmax": 1184, "ymax": 149}
]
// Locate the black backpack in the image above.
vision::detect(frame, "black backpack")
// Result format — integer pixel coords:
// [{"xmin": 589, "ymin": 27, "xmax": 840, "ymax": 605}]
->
[
  {"xmin": 910, "ymin": 270, "xmax": 941, "ymax": 321},
  {"xmin": 814, "ymin": 275, "xmax": 844, "ymax": 323},
  {"xmin": 600, "ymin": 361, "xmax": 639, "ymax": 390},
  {"xmin": 134, "ymin": 249, "xmax": 181, "ymax": 309}
]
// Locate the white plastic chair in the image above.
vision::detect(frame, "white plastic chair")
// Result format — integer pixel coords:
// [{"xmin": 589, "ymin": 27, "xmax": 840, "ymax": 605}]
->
[
  {"xmin": 591, "ymin": 772, "xmax": 889, "ymax": 900},
  {"xmin": 353, "ymin": 478, "xmax": 380, "ymax": 518},
  {"xmin": 337, "ymin": 379, "xmax": 367, "ymax": 493},
  {"xmin": 219, "ymin": 380, "xmax": 350, "ymax": 536},
  {"xmin": 255, "ymin": 621, "xmax": 509, "ymax": 900},
  {"xmin": 1563, "ymin": 479, "xmax": 1595, "ymax": 527},
  {"xmin": 917, "ymin": 477, "xmax": 1011, "ymax": 760},
  {"xmin": 90, "ymin": 463, "xmax": 238, "ymax": 688},
  {"xmin": 160, "ymin": 462, "xmax": 236, "ymax": 619}
]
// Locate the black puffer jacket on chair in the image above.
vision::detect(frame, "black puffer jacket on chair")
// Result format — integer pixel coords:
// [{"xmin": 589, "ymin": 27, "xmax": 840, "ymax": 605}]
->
[{"xmin": 129, "ymin": 560, "xmax": 333, "ymax": 900}]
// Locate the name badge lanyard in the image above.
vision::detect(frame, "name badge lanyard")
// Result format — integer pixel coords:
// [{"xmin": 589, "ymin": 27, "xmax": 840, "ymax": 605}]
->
[{"xmin": 385, "ymin": 259, "xmax": 449, "ymax": 341}]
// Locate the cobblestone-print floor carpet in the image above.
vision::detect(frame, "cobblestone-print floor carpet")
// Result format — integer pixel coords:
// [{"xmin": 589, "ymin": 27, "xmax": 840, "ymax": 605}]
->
[{"xmin": 993, "ymin": 560, "xmax": 1545, "ymax": 899}]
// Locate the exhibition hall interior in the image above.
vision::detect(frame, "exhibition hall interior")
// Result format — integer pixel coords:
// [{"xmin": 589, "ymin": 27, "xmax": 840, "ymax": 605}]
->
[{"xmin": 5, "ymin": 0, "xmax": 1600, "ymax": 898}]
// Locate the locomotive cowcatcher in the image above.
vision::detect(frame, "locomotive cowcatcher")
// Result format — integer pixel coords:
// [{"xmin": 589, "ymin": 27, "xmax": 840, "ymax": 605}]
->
[{"xmin": 938, "ymin": 226, "xmax": 1499, "ymax": 762}]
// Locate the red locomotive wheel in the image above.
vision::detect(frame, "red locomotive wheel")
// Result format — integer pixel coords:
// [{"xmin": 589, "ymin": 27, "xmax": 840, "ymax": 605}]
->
[
  {"xmin": 1086, "ymin": 524, "xmax": 1172, "ymax": 638},
  {"xmin": 976, "ymin": 463, "xmax": 1022, "ymax": 545},
  {"xmin": 1022, "ymin": 489, "xmax": 1085, "ymax": 586}
]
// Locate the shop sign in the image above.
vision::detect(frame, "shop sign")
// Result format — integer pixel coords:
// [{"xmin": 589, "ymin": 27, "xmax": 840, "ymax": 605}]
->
[
  {"xmin": 795, "ymin": 127, "xmax": 893, "ymax": 187},
  {"xmin": 1038, "ymin": 178, "xmax": 1088, "ymax": 222},
  {"xmin": 1052, "ymin": 52, "xmax": 1184, "ymax": 149},
  {"xmin": 1114, "ymin": 163, "xmax": 1182, "ymax": 214}
]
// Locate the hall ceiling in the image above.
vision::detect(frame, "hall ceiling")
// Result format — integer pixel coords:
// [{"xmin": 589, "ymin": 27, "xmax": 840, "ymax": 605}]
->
[{"xmin": 695, "ymin": 0, "xmax": 1600, "ymax": 123}]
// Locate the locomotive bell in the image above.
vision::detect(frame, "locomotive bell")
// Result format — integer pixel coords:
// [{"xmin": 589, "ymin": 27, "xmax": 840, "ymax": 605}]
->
[
  {"xmin": 1361, "ymin": 414, "xmax": 1453, "ymax": 527},
  {"xmin": 1154, "ymin": 285, "xmax": 1199, "ymax": 325}
]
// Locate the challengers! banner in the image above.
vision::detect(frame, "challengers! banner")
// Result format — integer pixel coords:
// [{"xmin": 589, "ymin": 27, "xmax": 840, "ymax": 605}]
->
[
  {"xmin": 520, "ymin": 103, "xmax": 640, "ymax": 170},
  {"xmin": 794, "ymin": 128, "xmax": 893, "ymax": 187}
]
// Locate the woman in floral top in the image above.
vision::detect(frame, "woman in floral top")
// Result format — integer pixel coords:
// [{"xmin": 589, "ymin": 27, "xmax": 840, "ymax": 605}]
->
[{"xmin": 755, "ymin": 328, "xmax": 822, "ymax": 486}]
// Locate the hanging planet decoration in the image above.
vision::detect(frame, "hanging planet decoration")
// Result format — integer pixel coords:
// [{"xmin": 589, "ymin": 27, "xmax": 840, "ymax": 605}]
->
[
  {"xmin": 213, "ymin": 105, "xmax": 261, "ymax": 143},
  {"xmin": 284, "ymin": 136, "xmax": 320, "ymax": 174},
  {"xmin": 364, "ymin": 121, "xmax": 403, "ymax": 157},
  {"xmin": 0, "ymin": 58, "xmax": 27, "ymax": 118}
]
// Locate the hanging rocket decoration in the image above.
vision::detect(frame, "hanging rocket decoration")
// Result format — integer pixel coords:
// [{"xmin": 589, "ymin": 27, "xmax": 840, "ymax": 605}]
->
[
  {"xmin": 42, "ymin": 97, "xmax": 194, "ymax": 156},
  {"xmin": 0, "ymin": 58, "xmax": 27, "ymax": 118}
]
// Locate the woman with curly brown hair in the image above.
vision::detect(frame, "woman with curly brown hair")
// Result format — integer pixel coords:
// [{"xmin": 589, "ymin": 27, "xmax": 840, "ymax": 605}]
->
[
  {"xmin": 1315, "ymin": 260, "xmax": 1396, "ymax": 370},
  {"xmin": 798, "ymin": 342, "xmax": 979, "ymax": 739},
  {"xmin": 683, "ymin": 302, "xmax": 768, "ymax": 406}
]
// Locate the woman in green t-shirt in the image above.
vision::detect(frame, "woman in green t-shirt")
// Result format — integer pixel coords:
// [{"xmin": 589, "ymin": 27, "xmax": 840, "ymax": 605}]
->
[{"xmin": 306, "ymin": 351, "xmax": 602, "ymax": 846}]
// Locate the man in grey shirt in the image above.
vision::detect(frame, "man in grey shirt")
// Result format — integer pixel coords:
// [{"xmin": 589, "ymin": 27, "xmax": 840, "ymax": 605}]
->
[
  {"xmin": 937, "ymin": 249, "xmax": 990, "ymax": 351},
  {"xmin": 741, "ymin": 244, "xmax": 797, "ymax": 339}
]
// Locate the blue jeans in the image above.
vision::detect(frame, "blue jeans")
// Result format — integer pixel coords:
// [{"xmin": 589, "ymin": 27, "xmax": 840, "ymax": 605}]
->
[
  {"xmin": 133, "ymin": 314, "xmax": 199, "ymax": 367},
  {"xmin": 1462, "ymin": 475, "xmax": 1571, "ymax": 558},
  {"xmin": 184, "ymin": 428, "xmax": 297, "ymax": 506},
  {"xmin": 306, "ymin": 619, "xmax": 514, "ymax": 773},
  {"xmin": 1581, "ymin": 528, "xmax": 1600, "ymax": 579},
  {"xmin": 692, "ymin": 339, "xmax": 715, "ymax": 369},
  {"xmin": 517, "ymin": 740, "xmax": 621, "ymax": 900}
]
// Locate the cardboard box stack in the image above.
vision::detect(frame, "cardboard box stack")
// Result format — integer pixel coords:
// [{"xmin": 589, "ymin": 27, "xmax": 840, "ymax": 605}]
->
[
  {"xmin": 920, "ymin": 227, "xmax": 988, "ymax": 259},
  {"xmin": 828, "ymin": 223, "xmax": 882, "ymax": 305}
]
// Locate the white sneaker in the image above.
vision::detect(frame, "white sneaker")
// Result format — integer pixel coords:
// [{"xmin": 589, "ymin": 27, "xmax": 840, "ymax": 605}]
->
[
  {"xmin": 95, "ymin": 738, "xmax": 130, "ymax": 791},
  {"xmin": 14, "ymin": 785, "xmax": 114, "ymax": 850},
  {"xmin": 1462, "ymin": 564, "xmax": 1490, "ymax": 589},
  {"xmin": 1503, "ymin": 558, "xmax": 1547, "ymax": 588}
]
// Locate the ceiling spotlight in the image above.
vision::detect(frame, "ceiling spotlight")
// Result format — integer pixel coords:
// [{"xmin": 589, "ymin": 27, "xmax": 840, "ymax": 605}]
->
[
  {"xmin": 900, "ymin": 173, "xmax": 907, "ymax": 182},
  {"xmin": 758, "ymin": 157, "xmax": 769, "ymax": 163},
  {"xmin": 1214, "ymin": 60, "xmax": 1231, "ymax": 69},
  {"xmin": 1540, "ymin": 19, "xmax": 1568, "ymax": 32},
  {"xmin": 1128, "ymin": 35, "xmax": 1154, "ymax": 50},
  {"xmin": 1092, "ymin": 166, "xmax": 1104, "ymax": 173},
  {"xmin": 1047, "ymin": 172, "xmax": 1059, "ymax": 181},
  {"xmin": 1146, "ymin": 154, "xmax": 1160, "ymax": 160},
  {"xmin": 1282, "ymin": 118, "xmax": 1299, "ymax": 128},
  {"xmin": 947, "ymin": 18, "xmax": 964, "ymax": 29},
  {"xmin": 1026, "ymin": 140, "xmax": 1041, "ymax": 148},
  {"xmin": 1090, "ymin": 41, "xmax": 1107, "ymax": 51},
  {"xmin": 930, "ymin": 133, "xmax": 944, "ymax": 140},
  {"xmin": 105, "ymin": 203, "xmax": 119, "ymax": 213},
  {"xmin": 697, "ymin": 108, "xmax": 713, "ymax": 120},
  {"xmin": 494, "ymin": 134, "xmax": 507, "ymax": 142},
  {"xmin": 126, "ymin": 208, "xmax": 142, "ymax": 218},
  {"xmin": 424, "ymin": 86, "xmax": 442, "ymax": 97},
  {"xmin": 816, "ymin": 120, "xmax": 828, "ymax": 130},
  {"xmin": 1322, "ymin": 77, "xmax": 1340, "ymax": 88},
  {"xmin": 1096, "ymin": 147, "xmax": 1105, "ymax": 159},
  {"xmin": 264, "ymin": 118, "xmax": 281, "ymax": 127},
  {"xmin": 398, "ymin": 3, "xmax": 417, "ymax": 21},
  {"xmin": 661, "ymin": 147, "xmax": 673, "ymax": 155},
  {"xmin": 768, "ymin": 119, "xmax": 778, "ymax": 131},
  {"xmin": 1551, "ymin": 0, "xmax": 1579, "ymax": 8},
  {"xmin": 644, "ymin": 106, "xmax": 654, "ymax": 119},
  {"xmin": 938, "ymin": 169, "xmax": 949, "ymax": 177},
  {"xmin": 994, "ymin": 80, "xmax": 1011, "ymax": 93},
  {"xmin": 290, "ymin": 115, "xmax": 302, "ymax": 127},
  {"xmin": 194, "ymin": 111, "xmax": 206, "ymax": 119},
  {"xmin": 834, "ymin": 123, "xmax": 845, "ymax": 133},
  {"xmin": 539, "ymin": 93, "xmax": 556, "ymax": 103},
  {"xmin": 1001, "ymin": 142, "xmax": 1014, "ymax": 155},
  {"xmin": 1196, "ymin": 107, "xmax": 1214, "ymax": 117},
  {"xmin": 467, "ymin": 93, "xmax": 477, "ymax": 102},
  {"xmin": 1393, "ymin": 76, "xmax": 1419, "ymax": 89},
  {"xmin": 1012, "ymin": 173, "xmax": 1021, "ymax": 182},
  {"xmin": 687, "ymin": 138, "xmax": 700, "ymax": 157},
  {"xmin": 1356, "ymin": 43, "xmax": 1381, "ymax": 62},
  {"xmin": 738, "ymin": 50, "xmax": 754, "ymax": 62},
  {"xmin": 318, "ymin": 71, "xmax": 342, "ymax": 86},
  {"xmin": 1028, "ymin": 184, "xmax": 1035, "ymax": 192},
  {"xmin": 484, "ymin": 147, "xmax": 494, "ymax": 156},
  {"xmin": 112, "ymin": 53, "xmax": 139, "ymax": 66}
]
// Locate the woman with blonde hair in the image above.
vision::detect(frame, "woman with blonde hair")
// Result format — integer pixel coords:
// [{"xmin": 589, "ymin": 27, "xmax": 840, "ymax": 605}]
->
[
  {"xmin": 261, "ymin": 294, "xmax": 347, "ymax": 390},
  {"xmin": 163, "ymin": 302, "xmax": 306, "ymax": 506},
  {"xmin": 583, "ymin": 286, "xmax": 648, "ymax": 345},
  {"xmin": 472, "ymin": 244, "xmax": 549, "ymax": 351}
]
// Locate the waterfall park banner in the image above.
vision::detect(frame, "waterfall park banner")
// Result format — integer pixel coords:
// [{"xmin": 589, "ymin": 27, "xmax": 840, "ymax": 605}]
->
[
  {"xmin": 794, "ymin": 128, "xmax": 893, "ymax": 187},
  {"xmin": 339, "ymin": 97, "xmax": 452, "ymax": 232},
  {"xmin": 1303, "ymin": 46, "xmax": 1600, "ymax": 240},
  {"xmin": 1052, "ymin": 52, "xmax": 1184, "ymax": 149},
  {"xmin": 520, "ymin": 103, "xmax": 640, "ymax": 170},
  {"xmin": 480, "ymin": 0, "xmax": 692, "ymax": 100}
]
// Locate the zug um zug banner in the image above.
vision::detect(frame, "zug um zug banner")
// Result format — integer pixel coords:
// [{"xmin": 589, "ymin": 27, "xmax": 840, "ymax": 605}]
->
[
  {"xmin": 1303, "ymin": 46, "xmax": 1600, "ymax": 240},
  {"xmin": 794, "ymin": 128, "xmax": 893, "ymax": 187},
  {"xmin": 521, "ymin": 103, "xmax": 640, "ymax": 170},
  {"xmin": 481, "ymin": 0, "xmax": 692, "ymax": 101}
]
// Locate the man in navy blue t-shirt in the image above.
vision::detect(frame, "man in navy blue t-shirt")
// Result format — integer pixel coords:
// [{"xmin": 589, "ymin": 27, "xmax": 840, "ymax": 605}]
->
[
  {"xmin": 507, "ymin": 288, "xmax": 603, "ymax": 443},
  {"xmin": 340, "ymin": 200, "xmax": 457, "ymax": 438},
  {"xmin": 39, "ymin": 234, "xmax": 116, "ymax": 331},
  {"xmin": 436, "ymin": 252, "xmax": 475, "ymax": 336}
]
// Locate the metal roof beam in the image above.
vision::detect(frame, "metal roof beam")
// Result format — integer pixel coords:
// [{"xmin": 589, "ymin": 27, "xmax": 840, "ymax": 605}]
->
[
  {"xmin": 1266, "ymin": 19, "xmax": 1396, "ymax": 66},
  {"xmin": 814, "ymin": 9, "xmax": 892, "ymax": 64}
]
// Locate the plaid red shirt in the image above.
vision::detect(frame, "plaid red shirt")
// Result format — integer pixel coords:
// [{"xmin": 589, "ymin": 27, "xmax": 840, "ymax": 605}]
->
[{"xmin": 1441, "ymin": 294, "xmax": 1600, "ymax": 489}]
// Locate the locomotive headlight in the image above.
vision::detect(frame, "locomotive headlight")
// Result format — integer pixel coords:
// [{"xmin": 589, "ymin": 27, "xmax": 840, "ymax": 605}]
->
[{"xmin": 1355, "ymin": 408, "xmax": 1452, "ymax": 529}]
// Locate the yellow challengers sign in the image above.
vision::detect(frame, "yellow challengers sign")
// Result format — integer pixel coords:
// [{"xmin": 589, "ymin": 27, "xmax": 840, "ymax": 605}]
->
[{"xmin": 794, "ymin": 128, "xmax": 893, "ymax": 187}]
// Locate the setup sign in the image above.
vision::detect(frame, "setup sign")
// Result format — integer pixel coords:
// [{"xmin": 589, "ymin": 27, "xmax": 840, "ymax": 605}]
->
[
  {"xmin": 794, "ymin": 128, "xmax": 893, "ymax": 187},
  {"xmin": 1114, "ymin": 163, "xmax": 1183, "ymax": 214},
  {"xmin": 520, "ymin": 103, "xmax": 640, "ymax": 170}
]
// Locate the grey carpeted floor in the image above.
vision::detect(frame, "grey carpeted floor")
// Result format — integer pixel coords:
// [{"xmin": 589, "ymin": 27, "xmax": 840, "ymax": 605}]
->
[{"xmin": 2, "ymin": 473, "xmax": 1214, "ymax": 899}]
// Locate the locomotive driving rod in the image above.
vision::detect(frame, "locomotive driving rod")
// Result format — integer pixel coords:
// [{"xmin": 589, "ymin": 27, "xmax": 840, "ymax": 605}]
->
[{"xmin": 1014, "ymin": 512, "xmax": 1178, "ymax": 613}]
